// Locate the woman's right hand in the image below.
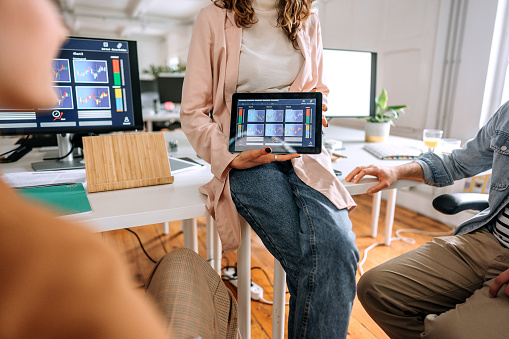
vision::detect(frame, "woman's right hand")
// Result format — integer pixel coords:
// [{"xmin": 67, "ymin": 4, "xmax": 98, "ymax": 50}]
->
[{"xmin": 229, "ymin": 147, "xmax": 301, "ymax": 170}]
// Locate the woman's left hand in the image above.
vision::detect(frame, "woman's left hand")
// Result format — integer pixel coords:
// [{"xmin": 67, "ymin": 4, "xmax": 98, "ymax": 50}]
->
[
  {"xmin": 310, "ymin": 88, "xmax": 328, "ymax": 127},
  {"xmin": 322, "ymin": 105, "xmax": 328, "ymax": 127},
  {"xmin": 230, "ymin": 147, "xmax": 301, "ymax": 170}
]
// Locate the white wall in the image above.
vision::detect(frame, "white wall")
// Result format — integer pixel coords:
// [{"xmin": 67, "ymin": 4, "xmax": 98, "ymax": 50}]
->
[
  {"xmin": 164, "ymin": 25, "xmax": 194, "ymax": 69},
  {"xmin": 446, "ymin": 0, "xmax": 498, "ymax": 140},
  {"xmin": 131, "ymin": 35, "xmax": 167, "ymax": 77},
  {"xmin": 319, "ymin": 0, "xmax": 499, "ymax": 143},
  {"xmin": 319, "ymin": 0, "xmax": 501, "ymax": 221}
]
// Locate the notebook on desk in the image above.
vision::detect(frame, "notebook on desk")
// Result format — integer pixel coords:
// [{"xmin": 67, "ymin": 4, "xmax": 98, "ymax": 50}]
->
[
  {"xmin": 17, "ymin": 183, "xmax": 92, "ymax": 216},
  {"xmin": 363, "ymin": 143, "xmax": 424, "ymax": 160}
]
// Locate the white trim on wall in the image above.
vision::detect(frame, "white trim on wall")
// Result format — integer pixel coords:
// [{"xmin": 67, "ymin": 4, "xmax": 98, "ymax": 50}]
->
[{"xmin": 480, "ymin": 0, "xmax": 509, "ymax": 127}]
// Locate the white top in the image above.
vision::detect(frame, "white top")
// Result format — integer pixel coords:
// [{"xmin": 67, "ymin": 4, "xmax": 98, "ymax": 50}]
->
[
  {"xmin": 494, "ymin": 206, "xmax": 509, "ymax": 248},
  {"xmin": 236, "ymin": 0, "xmax": 304, "ymax": 93}
]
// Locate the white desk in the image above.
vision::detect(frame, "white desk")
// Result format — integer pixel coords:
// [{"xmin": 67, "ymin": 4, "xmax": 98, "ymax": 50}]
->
[
  {"xmin": 325, "ymin": 125, "xmax": 423, "ymax": 245},
  {"xmin": 0, "ymin": 127, "xmax": 423, "ymax": 339},
  {"xmin": 0, "ymin": 128, "xmax": 420, "ymax": 239},
  {"xmin": 0, "ymin": 132, "xmax": 210, "ymax": 233}
]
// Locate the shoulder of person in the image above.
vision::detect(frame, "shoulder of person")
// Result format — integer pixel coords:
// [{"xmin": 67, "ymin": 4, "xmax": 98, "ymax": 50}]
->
[
  {"xmin": 302, "ymin": 12, "xmax": 320, "ymax": 35},
  {"xmin": 197, "ymin": 3, "xmax": 235, "ymax": 30},
  {"xmin": 198, "ymin": 3, "xmax": 229, "ymax": 19}
]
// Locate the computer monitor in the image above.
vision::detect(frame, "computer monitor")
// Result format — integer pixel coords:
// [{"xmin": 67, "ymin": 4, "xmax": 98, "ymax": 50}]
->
[
  {"xmin": 322, "ymin": 48, "xmax": 377, "ymax": 118},
  {"xmin": 140, "ymin": 79, "xmax": 158, "ymax": 93},
  {"xmin": 156, "ymin": 74, "xmax": 184, "ymax": 104},
  {"xmin": 0, "ymin": 37, "xmax": 144, "ymax": 170}
]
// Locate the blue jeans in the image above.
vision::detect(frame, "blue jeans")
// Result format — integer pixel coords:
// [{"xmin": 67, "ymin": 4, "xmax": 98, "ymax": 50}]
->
[{"xmin": 229, "ymin": 161, "xmax": 359, "ymax": 339}]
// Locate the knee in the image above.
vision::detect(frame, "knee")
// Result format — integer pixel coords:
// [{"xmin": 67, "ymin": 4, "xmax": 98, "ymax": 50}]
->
[
  {"xmin": 357, "ymin": 265, "xmax": 391, "ymax": 311},
  {"xmin": 422, "ymin": 313, "xmax": 460, "ymax": 339},
  {"xmin": 320, "ymin": 226, "xmax": 360, "ymax": 265},
  {"xmin": 357, "ymin": 267, "xmax": 376, "ymax": 306}
]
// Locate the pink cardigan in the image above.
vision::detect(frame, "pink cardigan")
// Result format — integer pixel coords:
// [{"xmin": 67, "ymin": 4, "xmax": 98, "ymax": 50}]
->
[{"xmin": 180, "ymin": 4, "xmax": 356, "ymax": 252}]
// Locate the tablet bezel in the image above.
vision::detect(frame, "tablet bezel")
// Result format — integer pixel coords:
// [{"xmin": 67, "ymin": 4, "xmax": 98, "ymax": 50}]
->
[{"xmin": 229, "ymin": 92, "xmax": 323, "ymax": 154}]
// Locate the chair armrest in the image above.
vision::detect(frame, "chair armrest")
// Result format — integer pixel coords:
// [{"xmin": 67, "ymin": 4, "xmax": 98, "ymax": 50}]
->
[{"xmin": 432, "ymin": 193, "xmax": 489, "ymax": 215}]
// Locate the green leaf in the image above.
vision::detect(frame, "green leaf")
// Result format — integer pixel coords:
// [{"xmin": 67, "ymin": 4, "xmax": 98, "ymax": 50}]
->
[
  {"xmin": 377, "ymin": 88, "xmax": 388, "ymax": 111},
  {"xmin": 387, "ymin": 105, "xmax": 407, "ymax": 110}
]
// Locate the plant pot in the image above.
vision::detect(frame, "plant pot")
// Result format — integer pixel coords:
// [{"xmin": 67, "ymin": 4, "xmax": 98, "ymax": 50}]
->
[{"xmin": 365, "ymin": 121, "xmax": 390, "ymax": 142}]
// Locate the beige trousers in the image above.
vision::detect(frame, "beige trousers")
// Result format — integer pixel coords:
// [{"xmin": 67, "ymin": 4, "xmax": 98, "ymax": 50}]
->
[
  {"xmin": 357, "ymin": 230, "xmax": 509, "ymax": 339},
  {"xmin": 145, "ymin": 248, "xmax": 239, "ymax": 339}
]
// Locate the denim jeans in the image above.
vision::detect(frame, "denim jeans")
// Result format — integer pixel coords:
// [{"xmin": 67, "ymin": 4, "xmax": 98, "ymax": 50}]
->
[{"xmin": 229, "ymin": 160, "xmax": 359, "ymax": 339}]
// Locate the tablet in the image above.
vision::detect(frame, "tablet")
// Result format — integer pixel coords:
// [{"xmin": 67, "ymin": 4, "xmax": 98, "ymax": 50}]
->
[{"xmin": 229, "ymin": 92, "xmax": 322, "ymax": 154}]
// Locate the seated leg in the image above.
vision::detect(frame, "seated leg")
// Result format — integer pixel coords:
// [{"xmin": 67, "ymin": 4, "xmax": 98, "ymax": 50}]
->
[
  {"xmin": 357, "ymin": 231, "xmax": 507, "ymax": 339},
  {"xmin": 422, "ymin": 278, "xmax": 509, "ymax": 339}
]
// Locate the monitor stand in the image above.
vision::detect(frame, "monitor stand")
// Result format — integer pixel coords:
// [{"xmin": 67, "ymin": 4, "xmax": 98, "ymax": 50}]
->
[{"xmin": 31, "ymin": 134, "xmax": 85, "ymax": 171}]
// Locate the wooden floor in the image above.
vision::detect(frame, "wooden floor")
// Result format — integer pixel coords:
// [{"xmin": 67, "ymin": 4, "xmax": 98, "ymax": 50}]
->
[{"xmin": 101, "ymin": 193, "xmax": 453, "ymax": 339}]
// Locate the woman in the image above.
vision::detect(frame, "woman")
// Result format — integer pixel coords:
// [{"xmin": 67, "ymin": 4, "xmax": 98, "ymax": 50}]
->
[{"xmin": 180, "ymin": 0, "xmax": 360, "ymax": 337}]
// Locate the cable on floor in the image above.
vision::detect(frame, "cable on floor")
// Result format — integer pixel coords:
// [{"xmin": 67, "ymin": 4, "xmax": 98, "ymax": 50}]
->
[
  {"xmin": 358, "ymin": 227, "xmax": 454, "ymax": 276},
  {"xmin": 125, "ymin": 228, "xmax": 158, "ymax": 264}
]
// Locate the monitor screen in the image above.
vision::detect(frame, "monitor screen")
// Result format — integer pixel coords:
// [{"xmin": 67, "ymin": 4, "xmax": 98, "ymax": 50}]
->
[
  {"xmin": 322, "ymin": 48, "xmax": 377, "ymax": 118},
  {"xmin": 140, "ymin": 79, "xmax": 158, "ymax": 93},
  {"xmin": 0, "ymin": 37, "xmax": 143, "ymax": 135},
  {"xmin": 156, "ymin": 74, "xmax": 184, "ymax": 104}
]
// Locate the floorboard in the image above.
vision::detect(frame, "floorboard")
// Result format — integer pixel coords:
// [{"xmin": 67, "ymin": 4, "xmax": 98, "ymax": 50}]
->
[{"xmin": 101, "ymin": 193, "xmax": 453, "ymax": 339}]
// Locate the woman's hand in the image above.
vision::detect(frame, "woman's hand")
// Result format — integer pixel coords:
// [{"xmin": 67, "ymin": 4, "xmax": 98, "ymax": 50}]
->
[
  {"xmin": 310, "ymin": 88, "xmax": 328, "ymax": 127},
  {"xmin": 230, "ymin": 147, "xmax": 301, "ymax": 170},
  {"xmin": 322, "ymin": 106, "xmax": 328, "ymax": 127}
]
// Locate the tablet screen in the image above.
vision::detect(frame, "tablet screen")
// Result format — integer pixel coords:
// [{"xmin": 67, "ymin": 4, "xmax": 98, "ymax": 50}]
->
[{"xmin": 229, "ymin": 92, "xmax": 322, "ymax": 154}]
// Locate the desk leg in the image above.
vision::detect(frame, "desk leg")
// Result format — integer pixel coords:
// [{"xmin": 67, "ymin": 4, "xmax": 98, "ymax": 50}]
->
[
  {"xmin": 384, "ymin": 189, "xmax": 397, "ymax": 246},
  {"xmin": 273, "ymin": 259, "xmax": 286, "ymax": 339},
  {"xmin": 146, "ymin": 121, "xmax": 153, "ymax": 132},
  {"xmin": 206, "ymin": 215, "xmax": 222, "ymax": 274},
  {"xmin": 238, "ymin": 218, "xmax": 251, "ymax": 339},
  {"xmin": 371, "ymin": 192, "xmax": 382, "ymax": 238},
  {"xmin": 182, "ymin": 219, "xmax": 198, "ymax": 253},
  {"xmin": 162, "ymin": 222, "xmax": 169, "ymax": 235},
  {"xmin": 206, "ymin": 216, "xmax": 213, "ymax": 265},
  {"xmin": 213, "ymin": 222, "xmax": 222, "ymax": 274}
]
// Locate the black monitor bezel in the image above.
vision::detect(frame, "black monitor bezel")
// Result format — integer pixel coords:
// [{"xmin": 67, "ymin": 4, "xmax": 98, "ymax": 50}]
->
[
  {"xmin": 0, "ymin": 36, "xmax": 144, "ymax": 136},
  {"xmin": 229, "ymin": 92, "xmax": 323, "ymax": 154},
  {"xmin": 156, "ymin": 74, "xmax": 185, "ymax": 103},
  {"xmin": 322, "ymin": 48, "xmax": 377, "ymax": 119}
]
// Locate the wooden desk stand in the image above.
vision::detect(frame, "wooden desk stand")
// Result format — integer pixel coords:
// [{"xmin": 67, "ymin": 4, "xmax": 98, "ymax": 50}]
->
[{"xmin": 83, "ymin": 132, "xmax": 174, "ymax": 193}]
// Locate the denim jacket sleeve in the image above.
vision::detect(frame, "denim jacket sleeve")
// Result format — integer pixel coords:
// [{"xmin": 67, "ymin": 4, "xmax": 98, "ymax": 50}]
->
[{"xmin": 415, "ymin": 101, "xmax": 509, "ymax": 187}]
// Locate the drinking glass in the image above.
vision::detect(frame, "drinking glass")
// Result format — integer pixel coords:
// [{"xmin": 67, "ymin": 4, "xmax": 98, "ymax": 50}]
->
[{"xmin": 423, "ymin": 129, "xmax": 443, "ymax": 152}]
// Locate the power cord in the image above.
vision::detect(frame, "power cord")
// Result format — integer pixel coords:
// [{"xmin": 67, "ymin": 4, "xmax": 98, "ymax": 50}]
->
[
  {"xmin": 125, "ymin": 228, "xmax": 158, "ymax": 264},
  {"xmin": 222, "ymin": 265, "xmax": 289, "ymax": 305},
  {"xmin": 358, "ymin": 227, "xmax": 454, "ymax": 275},
  {"xmin": 0, "ymin": 135, "xmax": 30, "ymax": 157},
  {"xmin": 0, "ymin": 135, "xmax": 33, "ymax": 163},
  {"xmin": 44, "ymin": 144, "xmax": 75, "ymax": 160}
]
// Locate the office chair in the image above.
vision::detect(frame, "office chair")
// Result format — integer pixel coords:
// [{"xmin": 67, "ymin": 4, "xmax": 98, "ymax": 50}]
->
[{"xmin": 432, "ymin": 192, "xmax": 489, "ymax": 214}]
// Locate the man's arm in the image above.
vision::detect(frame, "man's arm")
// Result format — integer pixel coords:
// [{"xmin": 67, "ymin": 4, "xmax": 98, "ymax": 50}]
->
[{"xmin": 345, "ymin": 162, "xmax": 425, "ymax": 195}]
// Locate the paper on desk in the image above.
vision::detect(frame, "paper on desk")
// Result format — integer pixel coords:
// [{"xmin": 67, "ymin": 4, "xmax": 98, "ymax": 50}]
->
[{"xmin": 1, "ymin": 169, "xmax": 87, "ymax": 188}]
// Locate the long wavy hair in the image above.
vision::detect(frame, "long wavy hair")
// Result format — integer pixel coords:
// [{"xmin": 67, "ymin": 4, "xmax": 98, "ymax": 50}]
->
[{"xmin": 213, "ymin": 0, "xmax": 314, "ymax": 48}]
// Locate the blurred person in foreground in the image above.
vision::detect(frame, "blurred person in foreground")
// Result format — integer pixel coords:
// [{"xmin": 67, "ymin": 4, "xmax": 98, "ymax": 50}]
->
[{"xmin": 0, "ymin": 1, "xmax": 238, "ymax": 338}]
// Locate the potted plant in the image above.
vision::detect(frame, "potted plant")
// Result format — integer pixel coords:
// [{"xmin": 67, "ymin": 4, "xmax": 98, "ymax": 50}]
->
[{"xmin": 365, "ymin": 88, "xmax": 407, "ymax": 142}]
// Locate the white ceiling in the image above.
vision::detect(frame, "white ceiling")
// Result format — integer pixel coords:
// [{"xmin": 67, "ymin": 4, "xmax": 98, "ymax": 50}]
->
[{"xmin": 58, "ymin": 0, "xmax": 211, "ymax": 38}]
